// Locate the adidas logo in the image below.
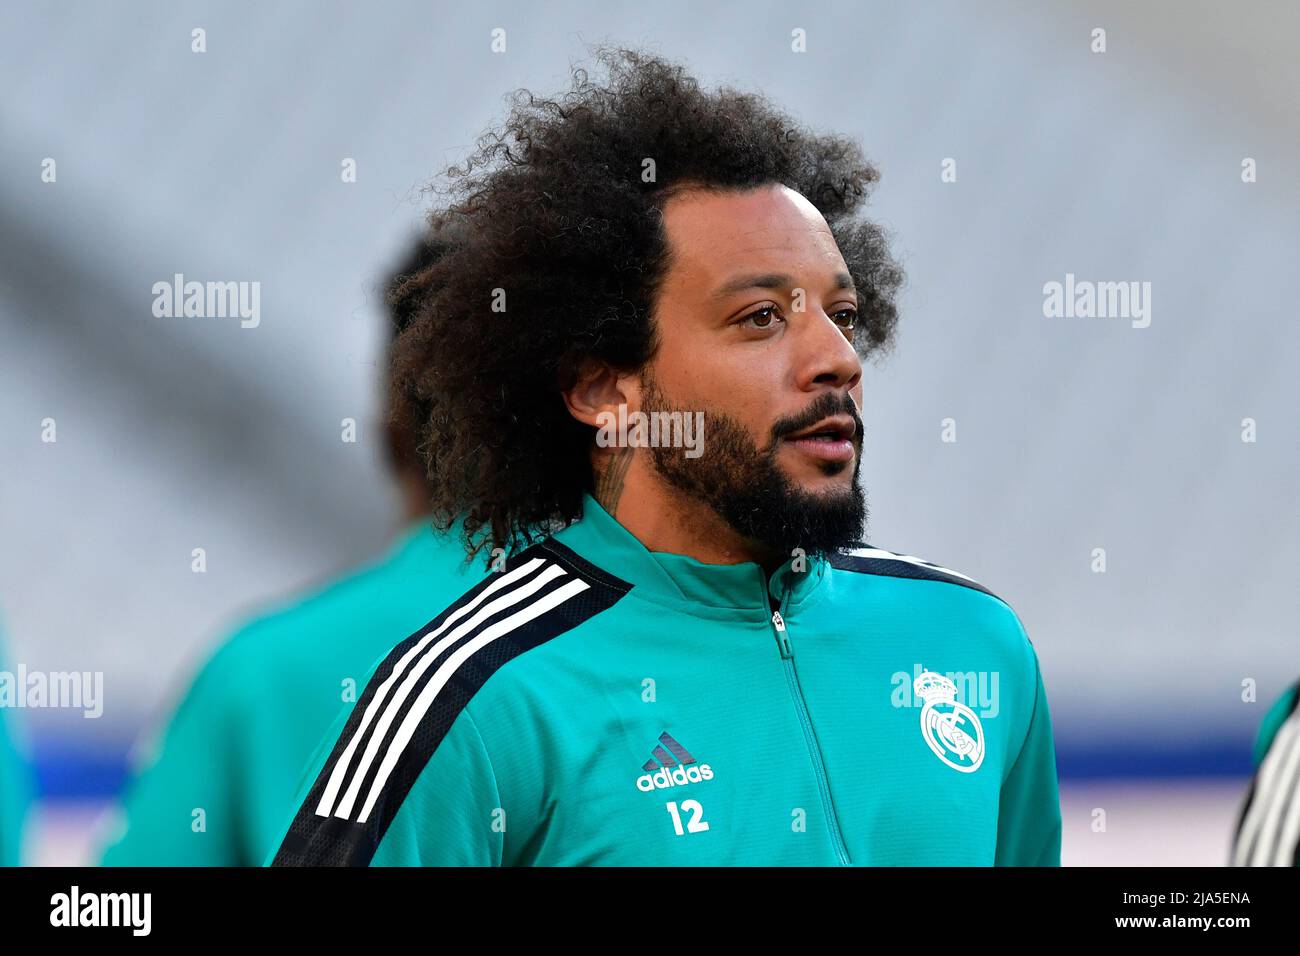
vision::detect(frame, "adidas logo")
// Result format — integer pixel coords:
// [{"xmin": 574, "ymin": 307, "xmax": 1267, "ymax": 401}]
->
[{"xmin": 634, "ymin": 731, "xmax": 714, "ymax": 792}]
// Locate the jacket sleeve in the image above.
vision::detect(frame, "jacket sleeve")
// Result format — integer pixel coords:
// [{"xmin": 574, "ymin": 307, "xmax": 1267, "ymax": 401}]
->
[
  {"xmin": 994, "ymin": 648, "xmax": 1062, "ymax": 866},
  {"xmin": 368, "ymin": 706, "xmax": 503, "ymax": 866},
  {"xmin": 267, "ymin": 652, "xmax": 504, "ymax": 867}
]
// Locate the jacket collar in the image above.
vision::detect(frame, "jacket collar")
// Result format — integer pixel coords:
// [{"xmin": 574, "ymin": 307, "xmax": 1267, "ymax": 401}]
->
[{"xmin": 552, "ymin": 494, "xmax": 828, "ymax": 614}]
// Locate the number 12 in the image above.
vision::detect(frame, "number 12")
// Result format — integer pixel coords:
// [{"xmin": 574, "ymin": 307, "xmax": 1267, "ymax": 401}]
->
[{"xmin": 666, "ymin": 800, "xmax": 710, "ymax": 835}]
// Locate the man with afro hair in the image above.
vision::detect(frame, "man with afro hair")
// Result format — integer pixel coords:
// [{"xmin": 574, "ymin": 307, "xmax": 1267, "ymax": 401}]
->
[{"xmin": 272, "ymin": 47, "xmax": 1060, "ymax": 867}]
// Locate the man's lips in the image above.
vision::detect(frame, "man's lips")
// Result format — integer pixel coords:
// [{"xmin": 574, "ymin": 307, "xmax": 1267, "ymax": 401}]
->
[{"xmin": 781, "ymin": 415, "xmax": 858, "ymax": 463}]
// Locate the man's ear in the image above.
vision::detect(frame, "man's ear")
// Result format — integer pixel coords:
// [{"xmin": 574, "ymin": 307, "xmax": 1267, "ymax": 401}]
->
[{"xmin": 561, "ymin": 359, "xmax": 641, "ymax": 427}]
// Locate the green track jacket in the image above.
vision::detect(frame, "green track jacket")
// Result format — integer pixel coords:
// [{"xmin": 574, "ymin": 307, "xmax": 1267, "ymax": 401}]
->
[{"xmin": 272, "ymin": 495, "xmax": 1061, "ymax": 866}]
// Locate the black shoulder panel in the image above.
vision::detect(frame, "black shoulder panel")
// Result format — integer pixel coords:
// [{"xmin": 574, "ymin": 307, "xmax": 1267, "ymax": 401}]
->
[{"xmin": 828, "ymin": 545, "xmax": 1003, "ymax": 603}]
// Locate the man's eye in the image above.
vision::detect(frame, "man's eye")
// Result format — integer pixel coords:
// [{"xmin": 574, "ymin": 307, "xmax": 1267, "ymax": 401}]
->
[
  {"xmin": 742, "ymin": 306, "xmax": 781, "ymax": 329},
  {"xmin": 832, "ymin": 308, "xmax": 859, "ymax": 330}
]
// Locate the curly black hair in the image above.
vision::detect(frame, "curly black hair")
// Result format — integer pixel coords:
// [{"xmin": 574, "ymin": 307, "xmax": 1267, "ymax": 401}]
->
[
  {"xmin": 380, "ymin": 230, "xmax": 461, "ymax": 476},
  {"xmin": 389, "ymin": 46, "xmax": 904, "ymax": 563}
]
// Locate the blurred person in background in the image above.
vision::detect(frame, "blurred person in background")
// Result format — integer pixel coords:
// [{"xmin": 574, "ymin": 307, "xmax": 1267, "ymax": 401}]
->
[
  {"xmin": 98, "ymin": 232, "xmax": 488, "ymax": 866},
  {"xmin": 0, "ymin": 624, "xmax": 34, "ymax": 866},
  {"xmin": 1230, "ymin": 679, "xmax": 1300, "ymax": 866}
]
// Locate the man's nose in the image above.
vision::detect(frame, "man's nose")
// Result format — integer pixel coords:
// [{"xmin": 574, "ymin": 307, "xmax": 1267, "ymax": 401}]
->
[{"xmin": 796, "ymin": 310, "xmax": 863, "ymax": 392}]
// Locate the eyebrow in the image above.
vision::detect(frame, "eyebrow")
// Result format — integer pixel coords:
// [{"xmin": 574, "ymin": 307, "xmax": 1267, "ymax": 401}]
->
[{"xmin": 710, "ymin": 271, "xmax": 857, "ymax": 300}]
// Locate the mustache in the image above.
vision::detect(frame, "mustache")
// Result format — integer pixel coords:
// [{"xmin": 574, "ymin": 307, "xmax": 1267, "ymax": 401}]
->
[{"xmin": 769, "ymin": 392, "xmax": 863, "ymax": 443}]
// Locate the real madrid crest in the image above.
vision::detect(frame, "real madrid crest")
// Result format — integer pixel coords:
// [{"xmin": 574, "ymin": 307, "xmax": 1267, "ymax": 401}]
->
[{"xmin": 913, "ymin": 670, "xmax": 985, "ymax": 773}]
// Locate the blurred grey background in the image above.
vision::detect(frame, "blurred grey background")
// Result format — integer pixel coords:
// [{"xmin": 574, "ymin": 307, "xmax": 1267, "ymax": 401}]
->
[{"xmin": 1, "ymin": 0, "xmax": 1296, "ymax": 863}]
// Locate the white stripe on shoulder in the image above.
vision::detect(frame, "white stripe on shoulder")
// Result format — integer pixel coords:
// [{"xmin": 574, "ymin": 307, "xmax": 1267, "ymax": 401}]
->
[
  {"xmin": 332, "ymin": 561, "xmax": 569, "ymax": 821},
  {"xmin": 1233, "ymin": 712, "xmax": 1300, "ymax": 866},
  {"xmin": 1252, "ymin": 713, "xmax": 1300, "ymax": 866},
  {"xmin": 357, "ymin": 575, "xmax": 591, "ymax": 823},
  {"xmin": 848, "ymin": 546, "xmax": 980, "ymax": 585},
  {"xmin": 315, "ymin": 556, "xmax": 549, "ymax": 818}
]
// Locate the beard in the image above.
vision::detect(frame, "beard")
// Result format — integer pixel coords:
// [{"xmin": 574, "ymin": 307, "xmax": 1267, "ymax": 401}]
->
[{"xmin": 640, "ymin": 372, "xmax": 867, "ymax": 558}]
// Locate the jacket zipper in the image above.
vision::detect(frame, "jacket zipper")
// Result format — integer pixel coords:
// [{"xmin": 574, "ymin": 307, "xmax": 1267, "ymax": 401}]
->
[{"xmin": 767, "ymin": 585, "xmax": 851, "ymax": 866}]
